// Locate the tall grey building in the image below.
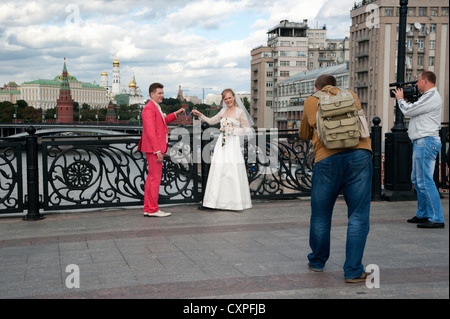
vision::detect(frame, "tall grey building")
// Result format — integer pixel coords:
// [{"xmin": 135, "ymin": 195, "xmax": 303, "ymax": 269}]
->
[
  {"xmin": 350, "ymin": 0, "xmax": 449, "ymax": 136},
  {"xmin": 251, "ymin": 20, "xmax": 350, "ymax": 129}
]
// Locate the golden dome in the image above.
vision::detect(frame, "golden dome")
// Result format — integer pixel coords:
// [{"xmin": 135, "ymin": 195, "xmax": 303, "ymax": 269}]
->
[
  {"xmin": 113, "ymin": 57, "xmax": 120, "ymax": 66},
  {"xmin": 101, "ymin": 70, "xmax": 108, "ymax": 76},
  {"xmin": 129, "ymin": 79, "xmax": 136, "ymax": 88}
]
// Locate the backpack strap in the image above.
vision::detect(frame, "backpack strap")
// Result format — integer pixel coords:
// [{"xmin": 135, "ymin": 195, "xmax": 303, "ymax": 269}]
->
[
  {"xmin": 321, "ymin": 85, "xmax": 340, "ymax": 94},
  {"xmin": 313, "ymin": 91, "xmax": 328, "ymax": 99}
]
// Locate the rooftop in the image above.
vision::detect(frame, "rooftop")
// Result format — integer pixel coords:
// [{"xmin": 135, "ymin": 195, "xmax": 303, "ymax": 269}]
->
[{"xmin": 279, "ymin": 62, "xmax": 349, "ymax": 85}]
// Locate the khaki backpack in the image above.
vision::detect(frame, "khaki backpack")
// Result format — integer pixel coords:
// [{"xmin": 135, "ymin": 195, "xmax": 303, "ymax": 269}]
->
[{"xmin": 314, "ymin": 87, "xmax": 367, "ymax": 149}]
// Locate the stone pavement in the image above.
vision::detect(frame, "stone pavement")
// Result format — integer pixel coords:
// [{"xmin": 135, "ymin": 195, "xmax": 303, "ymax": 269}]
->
[{"xmin": 0, "ymin": 196, "xmax": 448, "ymax": 300}]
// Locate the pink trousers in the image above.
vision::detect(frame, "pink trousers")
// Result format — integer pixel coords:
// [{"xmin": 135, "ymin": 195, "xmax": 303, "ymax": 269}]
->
[{"xmin": 144, "ymin": 153, "xmax": 162, "ymax": 213}]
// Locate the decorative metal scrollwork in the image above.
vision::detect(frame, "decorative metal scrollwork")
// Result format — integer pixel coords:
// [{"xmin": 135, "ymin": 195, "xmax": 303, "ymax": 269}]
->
[
  {"xmin": 244, "ymin": 133, "xmax": 314, "ymax": 198},
  {"xmin": 64, "ymin": 161, "xmax": 96, "ymax": 189},
  {"xmin": 43, "ymin": 140, "xmax": 147, "ymax": 209},
  {"xmin": 0, "ymin": 142, "xmax": 23, "ymax": 213},
  {"xmin": 42, "ymin": 136, "xmax": 198, "ymax": 210}
]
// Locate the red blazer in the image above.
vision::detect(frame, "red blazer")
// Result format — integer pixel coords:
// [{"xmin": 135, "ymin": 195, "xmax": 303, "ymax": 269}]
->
[{"xmin": 138, "ymin": 100, "xmax": 177, "ymax": 154}]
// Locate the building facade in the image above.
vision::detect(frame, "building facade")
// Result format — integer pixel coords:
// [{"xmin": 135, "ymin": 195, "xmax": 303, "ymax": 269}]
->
[
  {"xmin": 20, "ymin": 59, "xmax": 109, "ymax": 110},
  {"xmin": 349, "ymin": 0, "xmax": 449, "ymax": 136},
  {"xmin": 276, "ymin": 63, "xmax": 350, "ymax": 130},
  {"xmin": 0, "ymin": 82, "xmax": 21, "ymax": 103},
  {"xmin": 251, "ymin": 20, "xmax": 350, "ymax": 129}
]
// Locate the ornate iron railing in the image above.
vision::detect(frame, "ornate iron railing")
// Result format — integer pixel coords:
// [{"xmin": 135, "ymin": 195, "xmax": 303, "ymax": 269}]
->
[
  {"xmin": 0, "ymin": 140, "xmax": 24, "ymax": 214},
  {"xmin": 247, "ymin": 133, "xmax": 313, "ymax": 198},
  {"xmin": 1, "ymin": 123, "xmax": 448, "ymax": 217},
  {"xmin": 41, "ymin": 135, "xmax": 204, "ymax": 211}
]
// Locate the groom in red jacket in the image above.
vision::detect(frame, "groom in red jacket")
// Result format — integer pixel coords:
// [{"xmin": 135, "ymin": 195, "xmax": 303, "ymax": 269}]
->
[{"xmin": 138, "ymin": 82, "xmax": 185, "ymax": 217}]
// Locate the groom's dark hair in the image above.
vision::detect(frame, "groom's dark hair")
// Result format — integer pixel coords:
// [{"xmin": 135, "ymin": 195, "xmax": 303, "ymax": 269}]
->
[{"xmin": 149, "ymin": 82, "xmax": 164, "ymax": 95}]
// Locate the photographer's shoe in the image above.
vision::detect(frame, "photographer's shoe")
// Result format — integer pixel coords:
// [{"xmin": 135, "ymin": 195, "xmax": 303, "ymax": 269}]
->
[
  {"xmin": 417, "ymin": 221, "xmax": 445, "ymax": 229},
  {"xmin": 407, "ymin": 216, "xmax": 428, "ymax": 224}
]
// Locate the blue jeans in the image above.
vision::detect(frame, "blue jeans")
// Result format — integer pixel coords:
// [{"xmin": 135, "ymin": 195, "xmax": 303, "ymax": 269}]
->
[
  {"xmin": 412, "ymin": 136, "xmax": 444, "ymax": 223},
  {"xmin": 308, "ymin": 149, "xmax": 373, "ymax": 279}
]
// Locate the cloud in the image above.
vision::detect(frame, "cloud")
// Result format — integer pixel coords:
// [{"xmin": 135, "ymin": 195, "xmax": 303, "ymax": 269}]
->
[{"xmin": 0, "ymin": 0, "xmax": 357, "ymax": 98}]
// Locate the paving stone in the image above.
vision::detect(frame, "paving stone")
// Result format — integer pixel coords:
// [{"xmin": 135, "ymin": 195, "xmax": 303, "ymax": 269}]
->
[{"xmin": 0, "ymin": 198, "xmax": 447, "ymax": 300}]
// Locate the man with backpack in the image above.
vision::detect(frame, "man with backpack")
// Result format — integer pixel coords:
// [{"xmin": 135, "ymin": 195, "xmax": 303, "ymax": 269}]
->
[{"xmin": 299, "ymin": 74, "xmax": 373, "ymax": 283}]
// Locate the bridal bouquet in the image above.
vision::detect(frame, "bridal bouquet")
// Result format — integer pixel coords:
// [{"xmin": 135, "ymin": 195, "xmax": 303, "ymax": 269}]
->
[{"xmin": 220, "ymin": 119, "xmax": 234, "ymax": 147}]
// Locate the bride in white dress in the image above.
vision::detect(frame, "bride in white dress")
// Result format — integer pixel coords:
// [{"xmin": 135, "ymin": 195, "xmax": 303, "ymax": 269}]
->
[{"xmin": 192, "ymin": 89, "xmax": 253, "ymax": 211}]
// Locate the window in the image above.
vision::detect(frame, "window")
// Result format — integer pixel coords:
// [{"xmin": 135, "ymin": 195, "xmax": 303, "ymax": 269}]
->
[
  {"xmin": 280, "ymin": 51, "xmax": 289, "ymax": 57},
  {"xmin": 296, "ymin": 51, "xmax": 307, "ymax": 57},
  {"xmin": 266, "ymin": 81, "xmax": 273, "ymax": 87},
  {"xmin": 406, "ymin": 39, "xmax": 413, "ymax": 51},
  {"xmin": 430, "ymin": 7, "xmax": 438, "ymax": 16},
  {"xmin": 296, "ymin": 61, "xmax": 306, "ymax": 67},
  {"xmin": 417, "ymin": 55, "xmax": 424, "ymax": 67},
  {"xmin": 406, "ymin": 55, "xmax": 413, "ymax": 67},
  {"xmin": 429, "ymin": 56, "xmax": 435, "ymax": 66},
  {"xmin": 385, "ymin": 8, "xmax": 393, "ymax": 16},
  {"xmin": 301, "ymin": 82, "xmax": 306, "ymax": 94},
  {"xmin": 266, "ymin": 71, "xmax": 273, "ymax": 77},
  {"xmin": 408, "ymin": 7, "xmax": 415, "ymax": 16},
  {"xmin": 417, "ymin": 39, "xmax": 424, "ymax": 49},
  {"xmin": 280, "ymin": 61, "xmax": 290, "ymax": 67},
  {"xmin": 280, "ymin": 71, "xmax": 290, "ymax": 77},
  {"xmin": 430, "ymin": 24, "xmax": 436, "ymax": 33},
  {"xmin": 429, "ymin": 40, "xmax": 435, "ymax": 50},
  {"xmin": 442, "ymin": 7, "xmax": 449, "ymax": 16},
  {"xmin": 418, "ymin": 7, "xmax": 427, "ymax": 16},
  {"xmin": 406, "ymin": 72, "xmax": 413, "ymax": 82},
  {"xmin": 267, "ymin": 62, "xmax": 274, "ymax": 68}
]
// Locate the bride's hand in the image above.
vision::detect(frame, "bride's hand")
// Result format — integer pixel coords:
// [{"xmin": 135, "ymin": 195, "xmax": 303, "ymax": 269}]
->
[{"xmin": 192, "ymin": 109, "xmax": 203, "ymax": 117}]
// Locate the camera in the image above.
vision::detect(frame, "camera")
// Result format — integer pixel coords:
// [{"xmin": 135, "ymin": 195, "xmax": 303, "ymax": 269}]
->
[{"xmin": 389, "ymin": 80, "xmax": 421, "ymax": 103}]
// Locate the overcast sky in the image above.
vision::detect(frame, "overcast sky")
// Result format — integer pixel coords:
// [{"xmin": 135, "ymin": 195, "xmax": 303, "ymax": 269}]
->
[{"xmin": 0, "ymin": 0, "xmax": 357, "ymax": 99}]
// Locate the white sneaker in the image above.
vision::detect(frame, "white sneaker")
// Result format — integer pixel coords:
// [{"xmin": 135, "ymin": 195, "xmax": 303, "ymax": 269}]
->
[{"xmin": 145, "ymin": 210, "xmax": 171, "ymax": 217}]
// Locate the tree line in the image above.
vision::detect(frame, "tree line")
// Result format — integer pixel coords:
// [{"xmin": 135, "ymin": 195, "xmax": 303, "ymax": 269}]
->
[{"xmin": 0, "ymin": 97, "xmax": 250, "ymax": 124}]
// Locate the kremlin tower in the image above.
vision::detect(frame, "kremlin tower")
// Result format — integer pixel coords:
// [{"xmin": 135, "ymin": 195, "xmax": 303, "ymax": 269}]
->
[
  {"xmin": 56, "ymin": 58, "xmax": 74, "ymax": 123},
  {"xmin": 172, "ymin": 85, "xmax": 192, "ymax": 126}
]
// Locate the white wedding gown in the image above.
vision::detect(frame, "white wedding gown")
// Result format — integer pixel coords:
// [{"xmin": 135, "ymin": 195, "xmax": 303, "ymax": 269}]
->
[{"xmin": 200, "ymin": 108, "xmax": 252, "ymax": 210}]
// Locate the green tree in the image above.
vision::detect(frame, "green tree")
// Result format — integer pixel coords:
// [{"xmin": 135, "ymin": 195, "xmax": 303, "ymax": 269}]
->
[
  {"xmin": 0, "ymin": 101, "xmax": 14, "ymax": 122},
  {"xmin": 22, "ymin": 106, "xmax": 42, "ymax": 123}
]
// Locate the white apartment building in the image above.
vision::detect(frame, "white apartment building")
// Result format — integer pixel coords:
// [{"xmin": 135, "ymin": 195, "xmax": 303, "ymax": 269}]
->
[{"xmin": 276, "ymin": 63, "xmax": 350, "ymax": 130}]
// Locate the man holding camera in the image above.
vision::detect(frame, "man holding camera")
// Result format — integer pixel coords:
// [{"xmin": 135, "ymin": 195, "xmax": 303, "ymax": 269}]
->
[{"xmin": 393, "ymin": 71, "xmax": 444, "ymax": 229}]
